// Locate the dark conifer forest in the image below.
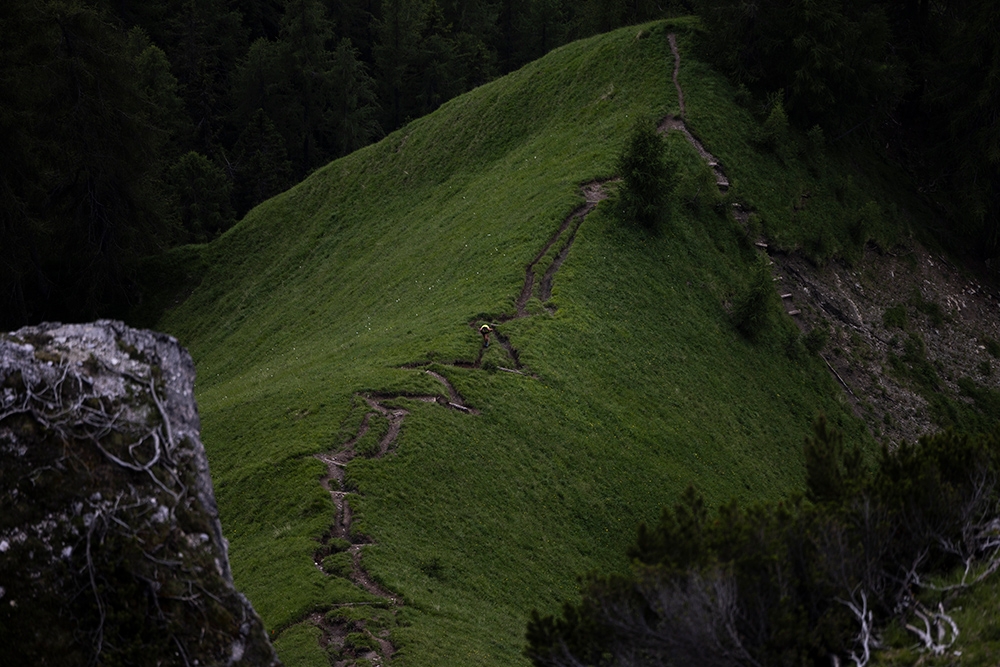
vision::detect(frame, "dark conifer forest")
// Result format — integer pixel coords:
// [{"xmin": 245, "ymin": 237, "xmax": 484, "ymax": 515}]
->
[{"xmin": 1, "ymin": 0, "xmax": 998, "ymax": 329}]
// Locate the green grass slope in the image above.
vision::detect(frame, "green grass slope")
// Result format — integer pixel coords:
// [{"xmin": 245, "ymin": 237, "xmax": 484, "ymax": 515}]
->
[{"xmin": 152, "ymin": 18, "xmax": 901, "ymax": 666}]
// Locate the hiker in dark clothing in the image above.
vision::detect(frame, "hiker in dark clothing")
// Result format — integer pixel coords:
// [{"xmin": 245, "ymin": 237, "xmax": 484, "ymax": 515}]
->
[{"xmin": 480, "ymin": 324, "xmax": 492, "ymax": 348}]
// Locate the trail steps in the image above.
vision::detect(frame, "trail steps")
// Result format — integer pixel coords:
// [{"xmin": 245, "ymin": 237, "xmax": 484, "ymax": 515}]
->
[{"xmin": 658, "ymin": 33, "xmax": 731, "ymax": 193}]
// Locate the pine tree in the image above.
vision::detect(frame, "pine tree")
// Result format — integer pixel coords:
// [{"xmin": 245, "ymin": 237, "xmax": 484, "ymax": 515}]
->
[
  {"xmin": 230, "ymin": 37, "xmax": 284, "ymax": 126},
  {"xmin": 804, "ymin": 414, "xmax": 862, "ymax": 503},
  {"xmin": 0, "ymin": 0, "xmax": 165, "ymax": 327},
  {"xmin": 126, "ymin": 28, "xmax": 191, "ymax": 160},
  {"xmin": 331, "ymin": 38, "xmax": 382, "ymax": 157},
  {"xmin": 926, "ymin": 0, "xmax": 1000, "ymax": 261},
  {"xmin": 616, "ymin": 119, "xmax": 675, "ymax": 230},
  {"xmin": 164, "ymin": 0, "xmax": 247, "ymax": 153},
  {"xmin": 374, "ymin": 0, "xmax": 428, "ymax": 129},
  {"xmin": 231, "ymin": 110, "xmax": 293, "ymax": 215},
  {"xmin": 165, "ymin": 151, "xmax": 234, "ymax": 243}
]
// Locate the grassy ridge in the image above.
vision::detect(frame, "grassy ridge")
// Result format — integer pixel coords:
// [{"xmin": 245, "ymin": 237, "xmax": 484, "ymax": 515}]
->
[{"xmin": 153, "ymin": 19, "xmax": 896, "ymax": 666}]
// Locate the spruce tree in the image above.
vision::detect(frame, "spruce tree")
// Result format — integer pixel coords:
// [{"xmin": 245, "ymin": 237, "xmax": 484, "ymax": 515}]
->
[
  {"xmin": 232, "ymin": 110, "xmax": 293, "ymax": 215},
  {"xmin": 166, "ymin": 151, "xmax": 234, "ymax": 243},
  {"xmin": 331, "ymin": 38, "xmax": 382, "ymax": 157},
  {"xmin": 375, "ymin": 0, "xmax": 428, "ymax": 129},
  {"xmin": 616, "ymin": 119, "xmax": 674, "ymax": 230},
  {"xmin": 0, "ymin": 0, "xmax": 165, "ymax": 326}
]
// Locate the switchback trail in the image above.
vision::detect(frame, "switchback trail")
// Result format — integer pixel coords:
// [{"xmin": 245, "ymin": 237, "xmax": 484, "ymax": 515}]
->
[
  {"xmin": 306, "ymin": 34, "xmax": 707, "ymax": 661},
  {"xmin": 308, "ymin": 32, "xmax": 710, "ymax": 660},
  {"xmin": 306, "ymin": 178, "xmax": 610, "ymax": 662},
  {"xmin": 305, "ymin": 30, "xmax": 898, "ymax": 664},
  {"xmin": 310, "ymin": 370, "xmax": 477, "ymax": 664},
  {"xmin": 476, "ymin": 179, "xmax": 611, "ymax": 372}
]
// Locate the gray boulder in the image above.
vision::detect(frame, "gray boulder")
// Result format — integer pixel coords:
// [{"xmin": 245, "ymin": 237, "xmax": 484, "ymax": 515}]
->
[{"xmin": 0, "ymin": 320, "xmax": 280, "ymax": 666}]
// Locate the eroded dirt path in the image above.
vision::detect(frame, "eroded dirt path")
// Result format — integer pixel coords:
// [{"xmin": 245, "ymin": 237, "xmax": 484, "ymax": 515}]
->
[
  {"xmin": 315, "ymin": 29, "xmax": 999, "ymax": 664},
  {"xmin": 306, "ymin": 178, "xmax": 611, "ymax": 662},
  {"xmin": 658, "ymin": 34, "xmax": 730, "ymax": 192},
  {"xmin": 477, "ymin": 179, "xmax": 611, "ymax": 371},
  {"xmin": 308, "ymin": 33, "xmax": 723, "ymax": 665},
  {"xmin": 310, "ymin": 370, "xmax": 477, "ymax": 665}
]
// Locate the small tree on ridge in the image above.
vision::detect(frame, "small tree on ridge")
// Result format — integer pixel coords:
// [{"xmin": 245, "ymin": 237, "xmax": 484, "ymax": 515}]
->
[{"xmin": 617, "ymin": 119, "xmax": 675, "ymax": 230}]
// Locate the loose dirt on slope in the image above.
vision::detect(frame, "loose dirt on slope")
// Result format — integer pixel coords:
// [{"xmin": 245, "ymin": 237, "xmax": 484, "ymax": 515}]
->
[
  {"xmin": 657, "ymin": 33, "xmax": 1000, "ymax": 445},
  {"xmin": 768, "ymin": 244, "xmax": 1000, "ymax": 445}
]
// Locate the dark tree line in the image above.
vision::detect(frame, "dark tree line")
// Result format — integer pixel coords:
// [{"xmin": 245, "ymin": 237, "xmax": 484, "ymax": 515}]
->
[
  {"xmin": 526, "ymin": 418, "xmax": 1000, "ymax": 666},
  {"xmin": 4, "ymin": 0, "xmax": 999, "ymax": 329},
  {"xmin": 693, "ymin": 0, "xmax": 1000, "ymax": 266},
  {"xmin": 0, "ymin": 0, "xmax": 676, "ymax": 329}
]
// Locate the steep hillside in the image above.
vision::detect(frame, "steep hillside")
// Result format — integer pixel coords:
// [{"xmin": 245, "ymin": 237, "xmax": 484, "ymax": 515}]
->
[{"xmin": 145, "ymin": 18, "xmax": 982, "ymax": 666}]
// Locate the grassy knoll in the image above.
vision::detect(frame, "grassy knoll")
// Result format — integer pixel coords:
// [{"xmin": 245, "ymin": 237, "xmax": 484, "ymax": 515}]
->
[{"xmin": 149, "ymin": 18, "xmax": 919, "ymax": 666}]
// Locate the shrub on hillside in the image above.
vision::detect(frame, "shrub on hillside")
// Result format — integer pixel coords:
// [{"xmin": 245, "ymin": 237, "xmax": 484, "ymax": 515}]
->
[
  {"xmin": 803, "ymin": 325, "xmax": 829, "ymax": 355},
  {"xmin": 847, "ymin": 200, "xmax": 882, "ymax": 260},
  {"xmin": 883, "ymin": 304, "xmax": 907, "ymax": 329},
  {"xmin": 758, "ymin": 90, "xmax": 792, "ymax": 161},
  {"xmin": 616, "ymin": 119, "xmax": 675, "ymax": 230},
  {"xmin": 732, "ymin": 256, "xmax": 778, "ymax": 340},
  {"xmin": 165, "ymin": 151, "xmax": 235, "ymax": 243}
]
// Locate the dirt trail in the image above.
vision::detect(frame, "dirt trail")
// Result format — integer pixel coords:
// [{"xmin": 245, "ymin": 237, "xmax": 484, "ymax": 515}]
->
[
  {"xmin": 309, "ymin": 34, "xmax": 765, "ymax": 660},
  {"xmin": 306, "ymin": 177, "xmax": 612, "ymax": 661},
  {"xmin": 510, "ymin": 181, "xmax": 610, "ymax": 317},
  {"xmin": 479, "ymin": 179, "xmax": 611, "ymax": 373},
  {"xmin": 311, "ymin": 370, "xmax": 477, "ymax": 664},
  {"xmin": 669, "ymin": 33, "xmax": 686, "ymax": 116},
  {"xmin": 656, "ymin": 34, "xmax": 872, "ymax": 399},
  {"xmin": 309, "ymin": 33, "xmax": 722, "ymax": 664},
  {"xmin": 659, "ymin": 34, "xmax": 730, "ymax": 192}
]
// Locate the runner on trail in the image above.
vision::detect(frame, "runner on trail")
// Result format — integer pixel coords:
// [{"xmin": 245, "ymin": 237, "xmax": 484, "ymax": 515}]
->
[{"xmin": 480, "ymin": 324, "xmax": 492, "ymax": 348}]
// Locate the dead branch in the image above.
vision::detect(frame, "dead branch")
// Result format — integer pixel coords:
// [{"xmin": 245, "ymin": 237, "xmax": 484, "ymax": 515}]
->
[
  {"xmin": 905, "ymin": 602, "xmax": 958, "ymax": 655},
  {"xmin": 836, "ymin": 589, "xmax": 878, "ymax": 667}
]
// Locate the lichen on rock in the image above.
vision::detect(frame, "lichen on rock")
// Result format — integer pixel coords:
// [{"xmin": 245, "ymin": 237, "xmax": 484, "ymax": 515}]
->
[{"xmin": 0, "ymin": 320, "xmax": 281, "ymax": 666}]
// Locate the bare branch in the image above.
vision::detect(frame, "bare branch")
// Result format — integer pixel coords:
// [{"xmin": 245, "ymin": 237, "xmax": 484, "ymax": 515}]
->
[{"xmin": 905, "ymin": 602, "xmax": 958, "ymax": 655}]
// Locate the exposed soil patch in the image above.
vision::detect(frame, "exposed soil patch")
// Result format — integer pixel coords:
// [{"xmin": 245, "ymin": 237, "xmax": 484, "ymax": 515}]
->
[{"xmin": 769, "ymin": 244, "xmax": 1000, "ymax": 444}]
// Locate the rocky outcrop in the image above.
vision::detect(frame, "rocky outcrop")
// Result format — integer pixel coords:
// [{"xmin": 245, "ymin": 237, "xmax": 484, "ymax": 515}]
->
[{"xmin": 0, "ymin": 320, "xmax": 280, "ymax": 666}]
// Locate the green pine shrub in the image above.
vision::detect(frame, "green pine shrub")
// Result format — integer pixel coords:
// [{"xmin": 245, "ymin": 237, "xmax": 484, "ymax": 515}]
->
[
  {"xmin": 758, "ymin": 90, "xmax": 792, "ymax": 161},
  {"xmin": 883, "ymin": 304, "xmax": 907, "ymax": 329},
  {"xmin": 912, "ymin": 292, "xmax": 946, "ymax": 327},
  {"xmin": 803, "ymin": 326, "xmax": 829, "ymax": 355},
  {"xmin": 732, "ymin": 256, "xmax": 778, "ymax": 340},
  {"xmin": 616, "ymin": 118, "xmax": 675, "ymax": 229}
]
